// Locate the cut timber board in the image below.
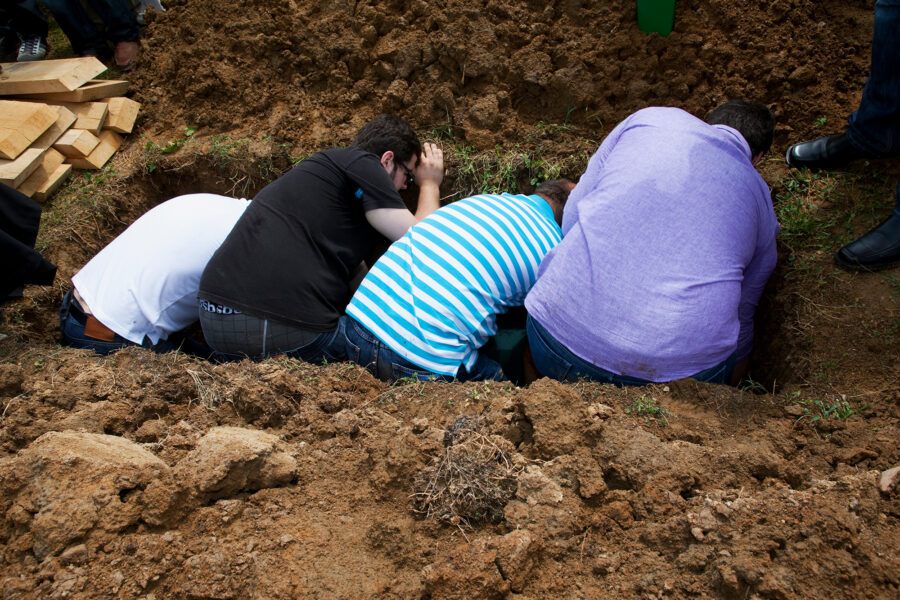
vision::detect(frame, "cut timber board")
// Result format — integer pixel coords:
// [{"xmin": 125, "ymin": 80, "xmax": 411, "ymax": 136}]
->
[
  {"xmin": 0, "ymin": 101, "xmax": 57, "ymax": 159},
  {"xmin": 101, "ymin": 97, "xmax": 140, "ymax": 133},
  {"xmin": 32, "ymin": 100, "xmax": 109, "ymax": 135},
  {"xmin": 18, "ymin": 80, "xmax": 130, "ymax": 102},
  {"xmin": 0, "ymin": 57, "xmax": 107, "ymax": 95},
  {"xmin": 0, "ymin": 105, "xmax": 74, "ymax": 187},
  {"xmin": 17, "ymin": 148, "xmax": 70, "ymax": 199},
  {"xmin": 55, "ymin": 128, "xmax": 101, "ymax": 158},
  {"xmin": 33, "ymin": 164, "xmax": 73, "ymax": 201},
  {"xmin": 67, "ymin": 130, "xmax": 122, "ymax": 170}
]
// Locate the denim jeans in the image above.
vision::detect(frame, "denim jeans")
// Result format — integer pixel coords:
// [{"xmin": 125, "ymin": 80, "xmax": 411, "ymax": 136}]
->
[
  {"xmin": 59, "ymin": 291, "xmax": 211, "ymax": 357},
  {"xmin": 526, "ymin": 315, "xmax": 736, "ymax": 386},
  {"xmin": 41, "ymin": 0, "xmax": 139, "ymax": 56},
  {"xmin": 343, "ymin": 316, "xmax": 506, "ymax": 382},
  {"xmin": 847, "ymin": 0, "xmax": 900, "ymax": 157},
  {"xmin": 199, "ymin": 306, "xmax": 347, "ymax": 364}
]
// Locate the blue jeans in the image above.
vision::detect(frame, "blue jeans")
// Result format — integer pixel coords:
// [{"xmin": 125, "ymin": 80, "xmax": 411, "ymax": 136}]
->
[
  {"xmin": 59, "ymin": 291, "xmax": 211, "ymax": 357},
  {"xmin": 847, "ymin": 0, "xmax": 900, "ymax": 157},
  {"xmin": 526, "ymin": 316, "xmax": 736, "ymax": 386},
  {"xmin": 343, "ymin": 316, "xmax": 506, "ymax": 382},
  {"xmin": 41, "ymin": 0, "xmax": 139, "ymax": 56}
]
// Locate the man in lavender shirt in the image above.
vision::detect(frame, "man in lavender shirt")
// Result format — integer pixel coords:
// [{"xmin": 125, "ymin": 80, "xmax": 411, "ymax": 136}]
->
[{"xmin": 525, "ymin": 100, "xmax": 778, "ymax": 386}]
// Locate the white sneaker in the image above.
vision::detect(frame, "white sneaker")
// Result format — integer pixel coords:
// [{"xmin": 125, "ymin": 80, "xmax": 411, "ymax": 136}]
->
[{"xmin": 17, "ymin": 35, "xmax": 48, "ymax": 61}]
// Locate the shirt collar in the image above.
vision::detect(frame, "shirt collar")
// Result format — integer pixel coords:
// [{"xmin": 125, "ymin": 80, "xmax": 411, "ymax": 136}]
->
[{"xmin": 712, "ymin": 124, "xmax": 753, "ymax": 160}]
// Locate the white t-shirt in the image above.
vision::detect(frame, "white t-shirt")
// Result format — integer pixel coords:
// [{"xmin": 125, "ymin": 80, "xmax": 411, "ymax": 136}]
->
[{"xmin": 72, "ymin": 193, "xmax": 250, "ymax": 345}]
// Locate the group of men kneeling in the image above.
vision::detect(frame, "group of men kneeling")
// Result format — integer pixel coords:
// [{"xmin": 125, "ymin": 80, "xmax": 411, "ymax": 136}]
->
[{"xmin": 60, "ymin": 100, "xmax": 779, "ymax": 387}]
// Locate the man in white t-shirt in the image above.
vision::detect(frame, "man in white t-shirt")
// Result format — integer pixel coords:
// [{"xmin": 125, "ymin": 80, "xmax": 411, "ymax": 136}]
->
[{"xmin": 60, "ymin": 193, "xmax": 250, "ymax": 355}]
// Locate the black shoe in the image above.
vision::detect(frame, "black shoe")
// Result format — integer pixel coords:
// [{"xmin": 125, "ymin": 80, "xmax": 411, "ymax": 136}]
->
[
  {"xmin": 834, "ymin": 213, "xmax": 900, "ymax": 271},
  {"xmin": 785, "ymin": 133, "xmax": 870, "ymax": 171}
]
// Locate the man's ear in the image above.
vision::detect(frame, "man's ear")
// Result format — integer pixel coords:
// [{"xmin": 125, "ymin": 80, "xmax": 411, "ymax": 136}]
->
[{"xmin": 380, "ymin": 150, "xmax": 395, "ymax": 171}]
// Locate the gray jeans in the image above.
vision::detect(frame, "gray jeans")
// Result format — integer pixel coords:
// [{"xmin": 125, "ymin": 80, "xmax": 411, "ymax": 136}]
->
[{"xmin": 198, "ymin": 300, "xmax": 345, "ymax": 363}]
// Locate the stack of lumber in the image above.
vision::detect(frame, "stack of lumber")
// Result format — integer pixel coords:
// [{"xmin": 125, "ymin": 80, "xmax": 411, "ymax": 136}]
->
[{"xmin": 0, "ymin": 57, "xmax": 140, "ymax": 201}]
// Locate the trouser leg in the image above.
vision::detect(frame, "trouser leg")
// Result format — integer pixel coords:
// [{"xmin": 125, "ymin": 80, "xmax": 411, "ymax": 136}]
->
[
  {"xmin": 84, "ymin": 0, "xmax": 140, "ymax": 43},
  {"xmin": 40, "ymin": 0, "xmax": 107, "ymax": 56},
  {"xmin": 3, "ymin": 1, "xmax": 49, "ymax": 39},
  {"xmin": 846, "ymin": 0, "xmax": 900, "ymax": 156}
]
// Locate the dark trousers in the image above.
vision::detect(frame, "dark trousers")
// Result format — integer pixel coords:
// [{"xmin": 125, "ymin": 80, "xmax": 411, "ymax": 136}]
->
[
  {"xmin": 41, "ymin": 0, "xmax": 139, "ymax": 56},
  {"xmin": 0, "ymin": 0, "xmax": 48, "ymax": 43},
  {"xmin": 847, "ymin": 0, "xmax": 900, "ymax": 158},
  {"xmin": 1, "ymin": 183, "xmax": 56, "ymax": 299},
  {"xmin": 847, "ymin": 0, "xmax": 900, "ymax": 211}
]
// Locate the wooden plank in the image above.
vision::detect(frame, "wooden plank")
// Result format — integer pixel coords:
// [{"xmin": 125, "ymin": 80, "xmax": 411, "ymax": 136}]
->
[
  {"xmin": 0, "ymin": 57, "xmax": 107, "ymax": 95},
  {"xmin": 0, "ymin": 105, "xmax": 74, "ymax": 187},
  {"xmin": 33, "ymin": 164, "xmax": 73, "ymax": 202},
  {"xmin": 26, "ymin": 100, "xmax": 109, "ymax": 135},
  {"xmin": 16, "ymin": 148, "xmax": 66, "ymax": 198},
  {"xmin": 54, "ymin": 129, "xmax": 101, "ymax": 158},
  {"xmin": 31, "ymin": 105, "xmax": 77, "ymax": 150},
  {"xmin": 56, "ymin": 101, "xmax": 108, "ymax": 135},
  {"xmin": 101, "ymin": 97, "xmax": 140, "ymax": 133},
  {"xmin": 67, "ymin": 130, "xmax": 122, "ymax": 170},
  {"xmin": 0, "ymin": 148, "xmax": 46, "ymax": 187},
  {"xmin": 0, "ymin": 101, "xmax": 57, "ymax": 159},
  {"xmin": 17, "ymin": 79, "xmax": 130, "ymax": 102}
]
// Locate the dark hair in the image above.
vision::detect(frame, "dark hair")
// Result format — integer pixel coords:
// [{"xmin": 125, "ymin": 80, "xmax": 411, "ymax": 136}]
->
[
  {"xmin": 535, "ymin": 179, "xmax": 575, "ymax": 225},
  {"xmin": 706, "ymin": 99, "xmax": 775, "ymax": 157},
  {"xmin": 352, "ymin": 114, "xmax": 422, "ymax": 165}
]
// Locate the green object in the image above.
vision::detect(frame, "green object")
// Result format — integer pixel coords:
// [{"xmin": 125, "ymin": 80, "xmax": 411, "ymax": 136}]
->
[
  {"xmin": 482, "ymin": 329, "xmax": 528, "ymax": 385},
  {"xmin": 637, "ymin": 0, "xmax": 677, "ymax": 37}
]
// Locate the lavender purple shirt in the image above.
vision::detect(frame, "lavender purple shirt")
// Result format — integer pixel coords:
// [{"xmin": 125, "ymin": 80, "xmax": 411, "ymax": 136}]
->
[{"xmin": 525, "ymin": 107, "xmax": 779, "ymax": 381}]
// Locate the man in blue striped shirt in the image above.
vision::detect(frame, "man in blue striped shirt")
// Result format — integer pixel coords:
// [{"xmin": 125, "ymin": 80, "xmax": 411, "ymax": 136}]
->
[{"xmin": 343, "ymin": 180, "xmax": 573, "ymax": 381}]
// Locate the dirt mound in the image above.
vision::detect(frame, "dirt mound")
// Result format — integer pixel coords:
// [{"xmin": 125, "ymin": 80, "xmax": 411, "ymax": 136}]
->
[
  {"xmin": 0, "ymin": 353, "xmax": 897, "ymax": 598},
  {"xmin": 132, "ymin": 0, "xmax": 869, "ymax": 153},
  {"xmin": 1, "ymin": 0, "xmax": 899, "ymax": 598}
]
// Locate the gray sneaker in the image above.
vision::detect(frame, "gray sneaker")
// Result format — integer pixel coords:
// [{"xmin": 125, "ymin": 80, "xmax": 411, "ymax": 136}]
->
[{"xmin": 17, "ymin": 35, "xmax": 48, "ymax": 61}]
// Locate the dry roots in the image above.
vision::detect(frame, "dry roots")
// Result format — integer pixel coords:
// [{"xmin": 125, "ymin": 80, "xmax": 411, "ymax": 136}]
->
[{"xmin": 412, "ymin": 416, "xmax": 521, "ymax": 528}]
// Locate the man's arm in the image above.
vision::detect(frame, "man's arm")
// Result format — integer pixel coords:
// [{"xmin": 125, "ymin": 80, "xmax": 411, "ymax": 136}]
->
[{"xmin": 366, "ymin": 142, "xmax": 444, "ymax": 241}]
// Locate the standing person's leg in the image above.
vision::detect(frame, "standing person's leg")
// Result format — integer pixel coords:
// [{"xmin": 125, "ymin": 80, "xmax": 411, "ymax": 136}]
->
[
  {"xmin": 83, "ymin": 0, "xmax": 140, "ymax": 70},
  {"xmin": 7, "ymin": 1, "xmax": 49, "ymax": 61},
  {"xmin": 834, "ymin": 0, "xmax": 900, "ymax": 270},
  {"xmin": 40, "ymin": 0, "xmax": 108, "ymax": 57},
  {"xmin": 835, "ymin": 179, "xmax": 900, "ymax": 270},
  {"xmin": 786, "ymin": 0, "xmax": 900, "ymax": 168},
  {"xmin": 9, "ymin": 1, "xmax": 48, "ymax": 39},
  {"xmin": 846, "ymin": 0, "xmax": 900, "ymax": 157}
]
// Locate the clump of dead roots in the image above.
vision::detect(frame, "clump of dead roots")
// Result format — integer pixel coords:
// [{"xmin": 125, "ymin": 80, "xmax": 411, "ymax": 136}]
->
[{"xmin": 412, "ymin": 415, "xmax": 522, "ymax": 528}]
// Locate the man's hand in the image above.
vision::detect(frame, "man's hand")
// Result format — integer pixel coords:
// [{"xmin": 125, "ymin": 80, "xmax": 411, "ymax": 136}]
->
[
  {"xmin": 412, "ymin": 142, "xmax": 442, "ymax": 222},
  {"xmin": 364, "ymin": 142, "xmax": 445, "ymax": 241},
  {"xmin": 416, "ymin": 142, "xmax": 444, "ymax": 188}
]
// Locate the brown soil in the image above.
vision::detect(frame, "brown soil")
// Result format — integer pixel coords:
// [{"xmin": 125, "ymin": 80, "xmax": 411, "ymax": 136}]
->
[{"xmin": 2, "ymin": 1, "xmax": 899, "ymax": 599}]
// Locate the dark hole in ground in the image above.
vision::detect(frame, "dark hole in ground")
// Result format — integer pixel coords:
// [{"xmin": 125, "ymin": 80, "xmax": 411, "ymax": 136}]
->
[{"xmin": 116, "ymin": 157, "xmax": 808, "ymax": 389}]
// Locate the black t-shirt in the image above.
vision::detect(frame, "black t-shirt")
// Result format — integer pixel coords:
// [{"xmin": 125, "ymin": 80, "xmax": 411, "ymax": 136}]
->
[{"xmin": 199, "ymin": 147, "xmax": 406, "ymax": 330}]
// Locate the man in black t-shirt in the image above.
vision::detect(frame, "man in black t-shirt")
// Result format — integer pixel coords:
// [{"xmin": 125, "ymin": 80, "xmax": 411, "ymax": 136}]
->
[{"xmin": 198, "ymin": 114, "xmax": 444, "ymax": 362}]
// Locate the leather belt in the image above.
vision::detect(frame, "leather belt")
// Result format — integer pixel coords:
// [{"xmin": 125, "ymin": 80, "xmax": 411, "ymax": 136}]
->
[{"xmin": 68, "ymin": 294, "xmax": 117, "ymax": 342}]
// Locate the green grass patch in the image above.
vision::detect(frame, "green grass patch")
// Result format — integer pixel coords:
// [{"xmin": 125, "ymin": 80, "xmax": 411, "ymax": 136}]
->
[
  {"xmin": 790, "ymin": 391, "xmax": 868, "ymax": 425},
  {"xmin": 625, "ymin": 394, "xmax": 669, "ymax": 427},
  {"xmin": 427, "ymin": 119, "xmax": 585, "ymax": 201}
]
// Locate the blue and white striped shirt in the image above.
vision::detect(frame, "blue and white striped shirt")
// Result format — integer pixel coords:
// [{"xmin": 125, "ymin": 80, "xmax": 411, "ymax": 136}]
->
[{"xmin": 346, "ymin": 193, "xmax": 562, "ymax": 376}]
